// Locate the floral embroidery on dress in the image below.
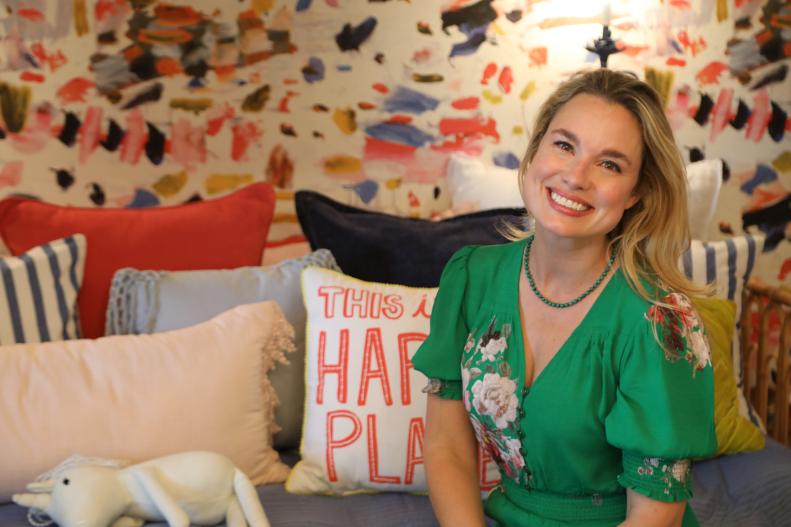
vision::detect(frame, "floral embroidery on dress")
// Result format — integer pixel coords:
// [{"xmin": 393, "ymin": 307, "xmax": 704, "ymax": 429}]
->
[
  {"xmin": 460, "ymin": 315, "xmax": 529, "ymax": 486},
  {"xmin": 644, "ymin": 292, "xmax": 711, "ymax": 377},
  {"xmin": 637, "ymin": 457, "xmax": 691, "ymax": 495}
]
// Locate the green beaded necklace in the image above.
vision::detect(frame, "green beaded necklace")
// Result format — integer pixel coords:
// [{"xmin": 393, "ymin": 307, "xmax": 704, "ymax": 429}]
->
[{"xmin": 523, "ymin": 235, "xmax": 616, "ymax": 309}]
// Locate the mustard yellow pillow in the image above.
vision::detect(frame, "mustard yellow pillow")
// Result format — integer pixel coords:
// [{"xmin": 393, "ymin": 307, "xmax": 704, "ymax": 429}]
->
[{"xmin": 694, "ymin": 297, "xmax": 765, "ymax": 455}]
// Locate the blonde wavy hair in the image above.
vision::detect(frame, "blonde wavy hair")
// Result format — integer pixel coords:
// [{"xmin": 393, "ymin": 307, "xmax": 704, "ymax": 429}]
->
[{"xmin": 510, "ymin": 68, "xmax": 708, "ymax": 302}]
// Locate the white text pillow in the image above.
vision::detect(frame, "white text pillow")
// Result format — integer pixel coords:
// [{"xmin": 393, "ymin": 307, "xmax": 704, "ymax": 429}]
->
[{"xmin": 286, "ymin": 268, "xmax": 500, "ymax": 494}]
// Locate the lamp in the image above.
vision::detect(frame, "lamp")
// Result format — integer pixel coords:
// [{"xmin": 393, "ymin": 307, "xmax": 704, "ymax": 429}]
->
[{"xmin": 585, "ymin": 3, "xmax": 621, "ymax": 68}]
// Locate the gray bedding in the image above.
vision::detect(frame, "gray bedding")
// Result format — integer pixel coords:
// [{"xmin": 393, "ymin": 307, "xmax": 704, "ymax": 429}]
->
[{"xmin": 1, "ymin": 439, "xmax": 788, "ymax": 527}]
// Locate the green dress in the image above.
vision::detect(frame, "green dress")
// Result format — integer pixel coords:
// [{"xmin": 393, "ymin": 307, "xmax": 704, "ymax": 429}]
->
[{"xmin": 412, "ymin": 240, "xmax": 717, "ymax": 527}]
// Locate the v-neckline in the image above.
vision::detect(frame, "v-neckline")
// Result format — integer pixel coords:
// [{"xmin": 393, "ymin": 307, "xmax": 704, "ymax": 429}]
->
[{"xmin": 511, "ymin": 238, "xmax": 621, "ymax": 392}]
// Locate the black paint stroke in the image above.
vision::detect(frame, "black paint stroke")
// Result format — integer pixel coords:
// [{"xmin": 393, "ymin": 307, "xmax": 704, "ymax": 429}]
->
[
  {"xmin": 742, "ymin": 195, "xmax": 791, "ymax": 252},
  {"xmin": 374, "ymin": 53, "xmax": 385, "ymax": 64},
  {"xmin": 242, "ymin": 85, "xmax": 270, "ymax": 112},
  {"xmin": 184, "ymin": 193, "xmax": 202, "ymax": 204},
  {"xmin": 336, "ymin": 17, "xmax": 377, "ymax": 51},
  {"xmin": 0, "ymin": 128, "xmax": 5, "ymax": 139},
  {"xmin": 54, "ymin": 168, "xmax": 75, "ymax": 190},
  {"xmin": 752, "ymin": 64, "xmax": 788, "ymax": 90},
  {"xmin": 122, "ymin": 82, "xmax": 164, "ymax": 110},
  {"xmin": 441, "ymin": 0, "xmax": 497, "ymax": 34},
  {"xmin": 88, "ymin": 183, "xmax": 106, "ymax": 206},
  {"xmin": 58, "ymin": 112, "xmax": 81, "ymax": 146},
  {"xmin": 128, "ymin": 52, "xmax": 159, "ymax": 82},
  {"xmin": 688, "ymin": 147, "xmax": 705, "ymax": 163},
  {"xmin": 280, "ymin": 123, "xmax": 297, "ymax": 137},
  {"xmin": 768, "ymin": 102, "xmax": 787, "ymax": 142},
  {"xmin": 101, "ymin": 119, "xmax": 124, "ymax": 151},
  {"xmin": 145, "ymin": 122, "xmax": 166, "ymax": 165},
  {"xmin": 692, "ymin": 94, "xmax": 714, "ymax": 126},
  {"xmin": 729, "ymin": 99, "xmax": 750, "ymax": 129}
]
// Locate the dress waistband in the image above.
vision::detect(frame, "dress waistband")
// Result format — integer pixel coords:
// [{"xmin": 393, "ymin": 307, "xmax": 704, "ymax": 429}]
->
[{"xmin": 499, "ymin": 477, "xmax": 626, "ymax": 522}]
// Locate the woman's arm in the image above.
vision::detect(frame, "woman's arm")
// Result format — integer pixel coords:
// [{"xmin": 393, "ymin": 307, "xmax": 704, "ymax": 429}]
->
[
  {"xmin": 424, "ymin": 394, "xmax": 487, "ymax": 527},
  {"xmin": 618, "ymin": 489, "xmax": 685, "ymax": 527}
]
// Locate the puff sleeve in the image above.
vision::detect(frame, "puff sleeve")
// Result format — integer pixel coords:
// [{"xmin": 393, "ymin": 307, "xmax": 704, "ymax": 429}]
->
[
  {"xmin": 411, "ymin": 246, "xmax": 474, "ymax": 400},
  {"xmin": 605, "ymin": 292, "xmax": 718, "ymax": 502}
]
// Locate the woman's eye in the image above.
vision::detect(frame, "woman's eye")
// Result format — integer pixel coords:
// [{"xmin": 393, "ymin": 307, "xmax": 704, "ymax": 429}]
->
[
  {"xmin": 554, "ymin": 141, "xmax": 573, "ymax": 152},
  {"xmin": 601, "ymin": 160, "xmax": 622, "ymax": 173}
]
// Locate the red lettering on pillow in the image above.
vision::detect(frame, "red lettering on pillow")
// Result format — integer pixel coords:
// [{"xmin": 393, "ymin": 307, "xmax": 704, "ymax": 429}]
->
[
  {"xmin": 343, "ymin": 287, "xmax": 369, "ymax": 318},
  {"xmin": 382, "ymin": 294, "xmax": 404, "ymax": 319},
  {"xmin": 410, "ymin": 294, "xmax": 432, "ymax": 319},
  {"xmin": 398, "ymin": 332, "xmax": 427, "ymax": 405},
  {"xmin": 358, "ymin": 328, "xmax": 392, "ymax": 406},
  {"xmin": 318, "ymin": 286, "xmax": 344, "ymax": 318},
  {"xmin": 326, "ymin": 410, "xmax": 362, "ymax": 482},
  {"xmin": 404, "ymin": 417, "xmax": 425, "ymax": 485},
  {"xmin": 317, "ymin": 329, "xmax": 349, "ymax": 404},
  {"xmin": 367, "ymin": 414, "xmax": 401, "ymax": 484}
]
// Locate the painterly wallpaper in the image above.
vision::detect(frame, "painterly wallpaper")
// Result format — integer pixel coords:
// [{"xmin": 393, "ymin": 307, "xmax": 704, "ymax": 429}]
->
[{"xmin": 0, "ymin": 0, "xmax": 788, "ymax": 285}]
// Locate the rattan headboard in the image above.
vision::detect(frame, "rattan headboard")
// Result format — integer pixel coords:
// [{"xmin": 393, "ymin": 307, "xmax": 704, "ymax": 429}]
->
[{"xmin": 741, "ymin": 278, "xmax": 791, "ymax": 446}]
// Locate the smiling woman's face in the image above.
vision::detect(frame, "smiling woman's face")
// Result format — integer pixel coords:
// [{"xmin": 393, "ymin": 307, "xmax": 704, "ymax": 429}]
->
[{"xmin": 522, "ymin": 93, "xmax": 644, "ymax": 244}]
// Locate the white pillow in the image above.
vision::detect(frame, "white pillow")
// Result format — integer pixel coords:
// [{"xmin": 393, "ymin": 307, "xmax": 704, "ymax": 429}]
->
[
  {"xmin": 686, "ymin": 159, "xmax": 723, "ymax": 241},
  {"xmin": 0, "ymin": 301, "xmax": 293, "ymax": 502},
  {"xmin": 445, "ymin": 154, "xmax": 524, "ymax": 211},
  {"xmin": 286, "ymin": 267, "xmax": 500, "ymax": 494}
]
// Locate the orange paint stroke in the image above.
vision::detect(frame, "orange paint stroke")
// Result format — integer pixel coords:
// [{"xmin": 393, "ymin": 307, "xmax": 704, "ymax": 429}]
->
[
  {"xmin": 498, "ymin": 67, "xmax": 513, "ymax": 94},
  {"xmin": 677, "ymin": 30, "xmax": 706, "ymax": 57},
  {"xmin": 156, "ymin": 57, "xmax": 183, "ymax": 76},
  {"xmin": 20, "ymin": 71, "xmax": 45, "ymax": 83},
  {"xmin": 0, "ymin": 161, "xmax": 23, "ymax": 188},
  {"xmin": 79, "ymin": 106, "xmax": 103, "ymax": 164},
  {"xmin": 452, "ymin": 97, "xmax": 480, "ymax": 110},
  {"xmin": 357, "ymin": 102, "xmax": 376, "ymax": 110},
  {"xmin": 17, "ymin": 8, "xmax": 45, "ymax": 21},
  {"xmin": 666, "ymin": 57, "xmax": 686, "ymax": 67},
  {"xmin": 669, "ymin": 0, "xmax": 691, "ymax": 8},
  {"xmin": 138, "ymin": 28, "xmax": 194, "ymax": 45},
  {"xmin": 481, "ymin": 62, "xmax": 497, "ymax": 85},
  {"xmin": 617, "ymin": 43, "xmax": 649, "ymax": 57},
  {"xmin": 278, "ymin": 91, "xmax": 299, "ymax": 112},
  {"xmin": 429, "ymin": 135, "xmax": 483, "ymax": 156},
  {"xmin": 283, "ymin": 79, "xmax": 299, "ymax": 85},
  {"xmin": 153, "ymin": 4, "xmax": 202, "ymax": 26},
  {"xmin": 205, "ymin": 103, "xmax": 235, "ymax": 136},
  {"xmin": 231, "ymin": 122, "xmax": 263, "ymax": 161},
  {"xmin": 123, "ymin": 45, "xmax": 145, "ymax": 62},
  {"xmin": 779, "ymin": 258, "xmax": 791, "ymax": 281},
  {"xmin": 439, "ymin": 117, "xmax": 500, "ymax": 142},
  {"xmin": 372, "ymin": 83, "xmax": 389, "ymax": 94},
  {"xmin": 363, "ymin": 137, "xmax": 417, "ymax": 159},
  {"xmin": 57, "ymin": 77, "xmax": 95, "ymax": 104},
  {"xmin": 30, "ymin": 43, "xmax": 67, "ymax": 72},
  {"xmin": 528, "ymin": 48, "xmax": 547, "ymax": 68},
  {"xmin": 696, "ymin": 61, "xmax": 728, "ymax": 86},
  {"xmin": 266, "ymin": 145, "xmax": 293, "ymax": 188},
  {"xmin": 388, "ymin": 115, "xmax": 413, "ymax": 124},
  {"xmin": 95, "ymin": 0, "xmax": 128, "ymax": 23}
]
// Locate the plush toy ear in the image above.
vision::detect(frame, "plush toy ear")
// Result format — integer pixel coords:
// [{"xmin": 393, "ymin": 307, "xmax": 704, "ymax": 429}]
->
[{"xmin": 26, "ymin": 480, "xmax": 55, "ymax": 493}]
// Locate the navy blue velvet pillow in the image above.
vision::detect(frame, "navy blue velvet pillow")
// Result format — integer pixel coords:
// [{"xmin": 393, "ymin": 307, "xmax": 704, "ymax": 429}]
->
[{"xmin": 295, "ymin": 191, "xmax": 526, "ymax": 287}]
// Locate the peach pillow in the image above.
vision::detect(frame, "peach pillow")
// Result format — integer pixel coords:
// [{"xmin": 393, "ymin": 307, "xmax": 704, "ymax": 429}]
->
[{"xmin": 0, "ymin": 301, "xmax": 294, "ymax": 502}]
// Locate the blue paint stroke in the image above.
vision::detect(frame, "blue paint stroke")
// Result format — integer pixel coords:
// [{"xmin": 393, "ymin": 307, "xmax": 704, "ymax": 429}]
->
[
  {"xmin": 336, "ymin": 16, "xmax": 377, "ymax": 51},
  {"xmin": 296, "ymin": 0, "xmax": 312, "ymax": 11},
  {"xmin": 337, "ymin": 64, "xmax": 352, "ymax": 72},
  {"xmin": 493, "ymin": 152, "xmax": 520, "ymax": 170},
  {"xmin": 740, "ymin": 164, "xmax": 777, "ymax": 194},
  {"xmin": 365, "ymin": 122, "xmax": 435, "ymax": 148},
  {"xmin": 449, "ymin": 25, "xmax": 488, "ymax": 58},
  {"xmin": 302, "ymin": 57, "xmax": 325, "ymax": 83},
  {"xmin": 344, "ymin": 180, "xmax": 379, "ymax": 204},
  {"xmin": 382, "ymin": 86, "xmax": 439, "ymax": 115},
  {"xmin": 125, "ymin": 189, "xmax": 160, "ymax": 208}
]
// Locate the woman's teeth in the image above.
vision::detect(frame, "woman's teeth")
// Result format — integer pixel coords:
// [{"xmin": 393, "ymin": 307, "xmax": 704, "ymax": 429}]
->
[{"xmin": 550, "ymin": 191, "xmax": 589, "ymax": 211}]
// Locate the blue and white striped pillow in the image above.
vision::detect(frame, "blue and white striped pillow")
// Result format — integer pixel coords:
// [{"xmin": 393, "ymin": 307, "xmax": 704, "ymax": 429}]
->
[
  {"xmin": 0, "ymin": 234, "xmax": 86, "ymax": 344},
  {"xmin": 682, "ymin": 234, "xmax": 766, "ymax": 428}
]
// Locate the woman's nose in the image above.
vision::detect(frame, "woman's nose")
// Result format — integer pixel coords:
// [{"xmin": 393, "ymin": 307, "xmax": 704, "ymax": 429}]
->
[{"xmin": 562, "ymin": 161, "xmax": 591, "ymax": 190}]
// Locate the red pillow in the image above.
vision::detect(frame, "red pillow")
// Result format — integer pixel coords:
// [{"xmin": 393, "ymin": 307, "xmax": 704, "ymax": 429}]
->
[{"xmin": 0, "ymin": 183, "xmax": 276, "ymax": 338}]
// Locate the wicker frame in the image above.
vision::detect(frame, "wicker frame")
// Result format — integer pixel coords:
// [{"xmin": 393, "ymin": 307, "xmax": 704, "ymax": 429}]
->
[{"xmin": 741, "ymin": 278, "xmax": 791, "ymax": 447}]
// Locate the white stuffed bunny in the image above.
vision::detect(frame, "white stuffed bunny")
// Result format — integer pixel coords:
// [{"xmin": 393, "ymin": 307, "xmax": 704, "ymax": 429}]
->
[{"xmin": 12, "ymin": 451, "xmax": 270, "ymax": 527}]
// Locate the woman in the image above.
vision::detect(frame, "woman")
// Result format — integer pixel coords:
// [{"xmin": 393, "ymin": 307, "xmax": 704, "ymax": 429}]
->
[{"xmin": 412, "ymin": 69, "xmax": 717, "ymax": 527}]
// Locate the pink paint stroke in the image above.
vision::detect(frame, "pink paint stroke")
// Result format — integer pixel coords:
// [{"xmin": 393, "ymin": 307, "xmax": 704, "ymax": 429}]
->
[
  {"xmin": 709, "ymin": 88, "xmax": 733, "ymax": 142},
  {"xmin": 0, "ymin": 161, "xmax": 23, "ymax": 188},
  {"xmin": 120, "ymin": 108, "xmax": 146, "ymax": 164},
  {"xmin": 746, "ymin": 88, "xmax": 770, "ymax": 143},
  {"xmin": 79, "ymin": 106, "xmax": 103, "ymax": 164},
  {"xmin": 231, "ymin": 122, "xmax": 263, "ymax": 161},
  {"xmin": 171, "ymin": 118, "xmax": 207, "ymax": 170},
  {"xmin": 8, "ymin": 105, "xmax": 53, "ymax": 154}
]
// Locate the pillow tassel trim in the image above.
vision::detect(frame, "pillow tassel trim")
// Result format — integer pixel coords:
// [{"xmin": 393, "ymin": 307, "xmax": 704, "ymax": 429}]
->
[{"xmin": 105, "ymin": 269, "xmax": 162, "ymax": 335}]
